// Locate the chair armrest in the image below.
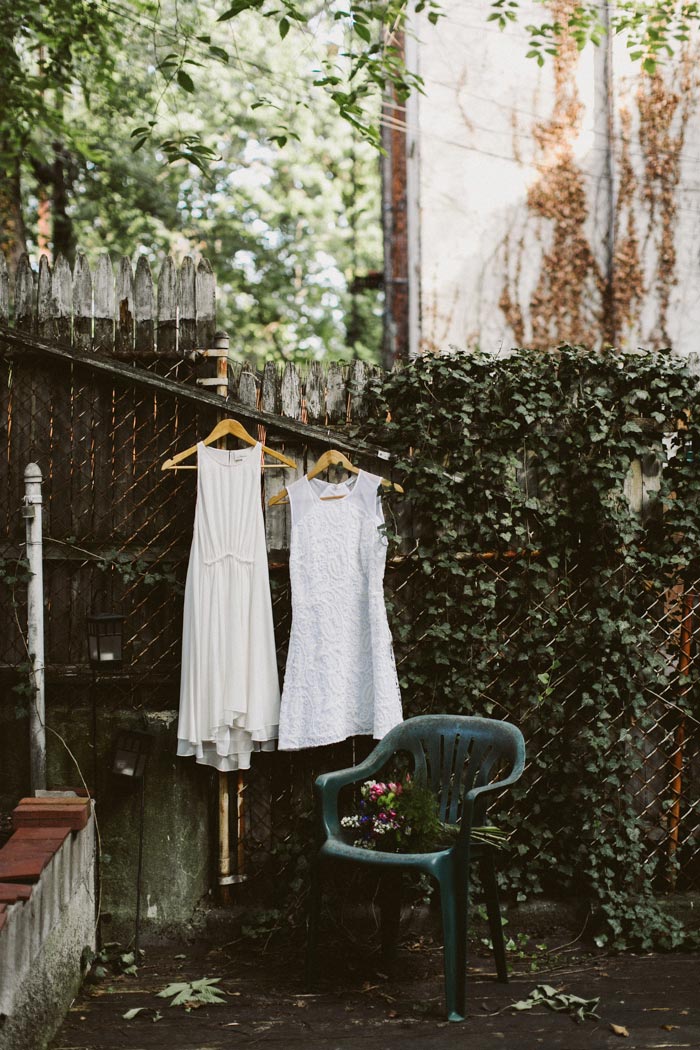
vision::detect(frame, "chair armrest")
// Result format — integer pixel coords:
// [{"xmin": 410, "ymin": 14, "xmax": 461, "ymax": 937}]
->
[
  {"xmin": 459, "ymin": 754, "xmax": 526, "ymax": 838},
  {"xmin": 314, "ymin": 738, "xmax": 397, "ymax": 839}
]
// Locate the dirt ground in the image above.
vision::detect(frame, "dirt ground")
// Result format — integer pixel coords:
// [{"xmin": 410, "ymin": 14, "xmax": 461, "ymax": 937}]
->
[{"xmin": 49, "ymin": 931, "xmax": 699, "ymax": 1050}]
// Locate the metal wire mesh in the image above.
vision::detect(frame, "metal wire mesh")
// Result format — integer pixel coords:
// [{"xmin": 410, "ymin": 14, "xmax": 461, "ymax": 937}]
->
[{"xmin": 1, "ymin": 353, "xmax": 698, "ymax": 897}]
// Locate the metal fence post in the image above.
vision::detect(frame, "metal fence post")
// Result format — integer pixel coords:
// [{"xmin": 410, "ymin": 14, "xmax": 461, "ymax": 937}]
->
[{"xmin": 23, "ymin": 462, "xmax": 46, "ymax": 792}]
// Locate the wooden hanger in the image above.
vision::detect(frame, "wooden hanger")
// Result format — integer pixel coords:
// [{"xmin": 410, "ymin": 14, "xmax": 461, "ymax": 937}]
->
[
  {"xmin": 162, "ymin": 417, "xmax": 297, "ymax": 470},
  {"xmin": 268, "ymin": 448, "xmax": 403, "ymax": 504}
]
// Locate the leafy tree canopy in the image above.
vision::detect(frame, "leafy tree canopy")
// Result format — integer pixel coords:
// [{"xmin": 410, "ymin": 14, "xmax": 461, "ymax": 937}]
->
[{"xmin": 1, "ymin": 0, "xmax": 394, "ymax": 361}]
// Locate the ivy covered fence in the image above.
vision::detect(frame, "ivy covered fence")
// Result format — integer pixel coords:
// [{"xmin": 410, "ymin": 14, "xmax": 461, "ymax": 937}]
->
[{"xmin": 365, "ymin": 345, "xmax": 700, "ymax": 948}]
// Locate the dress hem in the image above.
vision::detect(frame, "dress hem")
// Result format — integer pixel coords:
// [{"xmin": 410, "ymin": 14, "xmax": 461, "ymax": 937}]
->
[{"xmin": 278, "ymin": 726, "xmax": 392, "ymax": 751}]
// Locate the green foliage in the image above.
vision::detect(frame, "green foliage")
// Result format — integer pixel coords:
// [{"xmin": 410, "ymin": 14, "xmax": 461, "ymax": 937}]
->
[
  {"xmin": 9, "ymin": 0, "xmax": 386, "ymax": 362},
  {"xmin": 0, "ymin": 557, "xmax": 34, "ymax": 714},
  {"xmin": 85, "ymin": 942, "xmax": 141, "ymax": 981},
  {"xmin": 157, "ymin": 976, "xmax": 226, "ymax": 1008},
  {"xmin": 1, "ymin": 0, "xmax": 441, "ymax": 170},
  {"xmin": 363, "ymin": 345, "xmax": 700, "ymax": 949},
  {"xmin": 95, "ymin": 549, "xmax": 181, "ymax": 591},
  {"xmin": 491, "ymin": 0, "xmax": 699, "ymax": 70},
  {"xmin": 240, "ymin": 906, "xmax": 283, "ymax": 941},
  {"xmin": 0, "ymin": 556, "xmax": 32, "ymax": 592}
]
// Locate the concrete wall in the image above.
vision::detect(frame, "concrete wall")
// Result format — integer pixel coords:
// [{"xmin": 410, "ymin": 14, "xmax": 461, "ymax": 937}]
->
[
  {"xmin": 411, "ymin": 0, "xmax": 700, "ymax": 354},
  {"xmin": 0, "ymin": 803, "xmax": 95, "ymax": 1050},
  {"xmin": 0, "ymin": 684, "xmax": 214, "ymax": 944}
]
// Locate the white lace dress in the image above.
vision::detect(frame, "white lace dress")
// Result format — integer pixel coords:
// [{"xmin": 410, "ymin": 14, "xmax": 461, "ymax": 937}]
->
[
  {"xmin": 278, "ymin": 470, "xmax": 403, "ymax": 749},
  {"xmin": 177, "ymin": 442, "xmax": 280, "ymax": 771}
]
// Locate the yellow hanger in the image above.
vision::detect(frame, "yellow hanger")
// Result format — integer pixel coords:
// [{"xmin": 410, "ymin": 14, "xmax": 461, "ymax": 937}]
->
[
  {"xmin": 268, "ymin": 448, "xmax": 403, "ymax": 504},
  {"xmin": 162, "ymin": 417, "xmax": 297, "ymax": 470}
]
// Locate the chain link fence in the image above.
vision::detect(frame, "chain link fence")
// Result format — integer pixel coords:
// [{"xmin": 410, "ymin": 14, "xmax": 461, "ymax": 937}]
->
[{"xmin": 1, "ymin": 251, "xmax": 698, "ymax": 908}]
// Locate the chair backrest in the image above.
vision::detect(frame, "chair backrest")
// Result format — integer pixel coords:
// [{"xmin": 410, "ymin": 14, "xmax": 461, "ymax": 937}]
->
[{"xmin": 380, "ymin": 715, "xmax": 525, "ymax": 825}]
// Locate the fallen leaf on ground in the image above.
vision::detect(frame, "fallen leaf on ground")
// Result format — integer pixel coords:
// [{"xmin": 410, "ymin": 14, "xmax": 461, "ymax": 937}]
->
[
  {"xmin": 610, "ymin": 1023, "xmax": 630, "ymax": 1037},
  {"xmin": 510, "ymin": 985, "xmax": 600, "ymax": 1023},
  {"xmin": 122, "ymin": 1008, "xmax": 145, "ymax": 1020},
  {"xmin": 661, "ymin": 1025, "xmax": 680, "ymax": 1031}
]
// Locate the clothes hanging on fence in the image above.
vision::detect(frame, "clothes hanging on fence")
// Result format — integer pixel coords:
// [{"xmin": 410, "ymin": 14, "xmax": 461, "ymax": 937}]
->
[
  {"xmin": 177, "ymin": 442, "xmax": 280, "ymax": 771},
  {"xmin": 278, "ymin": 470, "xmax": 403, "ymax": 750}
]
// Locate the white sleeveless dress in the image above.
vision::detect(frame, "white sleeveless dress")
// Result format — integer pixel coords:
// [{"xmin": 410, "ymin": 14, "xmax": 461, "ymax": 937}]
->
[
  {"xmin": 177, "ymin": 442, "xmax": 280, "ymax": 771},
  {"xmin": 278, "ymin": 470, "xmax": 403, "ymax": 750}
]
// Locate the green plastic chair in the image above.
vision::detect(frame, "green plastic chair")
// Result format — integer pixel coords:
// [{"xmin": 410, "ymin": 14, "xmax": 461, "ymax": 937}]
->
[{"xmin": 307, "ymin": 715, "xmax": 526, "ymax": 1022}]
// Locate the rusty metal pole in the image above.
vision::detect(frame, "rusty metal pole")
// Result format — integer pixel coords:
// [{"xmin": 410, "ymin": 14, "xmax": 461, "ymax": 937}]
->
[
  {"xmin": 667, "ymin": 589, "xmax": 693, "ymax": 886},
  {"xmin": 215, "ymin": 336, "xmax": 233, "ymax": 904}
]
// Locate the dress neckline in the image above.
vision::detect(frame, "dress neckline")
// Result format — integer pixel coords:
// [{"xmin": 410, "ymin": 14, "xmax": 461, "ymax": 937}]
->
[
  {"xmin": 305, "ymin": 470, "xmax": 362, "ymax": 502},
  {"xmin": 198, "ymin": 441, "xmax": 260, "ymax": 466}
]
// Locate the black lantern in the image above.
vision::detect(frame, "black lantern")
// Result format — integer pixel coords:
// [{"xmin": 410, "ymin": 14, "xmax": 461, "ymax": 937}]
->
[
  {"xmin": 87, "ymin": 613, "xmax": 124, "ymax": 667},
  {"xmin": 112, "ymin": 729, "xmax": 153, "ymax": 780}
]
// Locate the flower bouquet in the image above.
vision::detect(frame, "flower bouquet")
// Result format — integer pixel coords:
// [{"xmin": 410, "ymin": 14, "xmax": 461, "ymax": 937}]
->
[{"xmin": 341, "ymin": 775, "xmax": 507, "ymax": 853}]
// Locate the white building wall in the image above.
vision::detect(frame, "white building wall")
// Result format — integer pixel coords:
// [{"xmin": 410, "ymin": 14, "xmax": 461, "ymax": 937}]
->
[{"xmin": 412, "ymin": 0, "xmax": 700, "ymax": 355}]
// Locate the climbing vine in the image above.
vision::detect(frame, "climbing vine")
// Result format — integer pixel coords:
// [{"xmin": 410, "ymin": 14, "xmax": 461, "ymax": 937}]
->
[{"xmin": 362, "ymin": 345, "xmax": 700, "ymax": 949}]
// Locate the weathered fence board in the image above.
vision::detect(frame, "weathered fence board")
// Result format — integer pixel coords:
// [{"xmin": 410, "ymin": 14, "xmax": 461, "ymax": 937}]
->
[
  {"xmin": 14, "ymin": 255, "xmax": 34, "ymax": 333},
  {"xmin": 116, "ymin": 256, "xmax": 134, "ymax": 356},
  {"xmin": 178, "ymin": 258, "xmax": 196, "ymax": 355},
  {"xmin": 93, "ymin": 253, "xmax": 115, "ymax": 354},
  {"xmin": 325, "ymin": 361, "xmax": 346, "ymax": 423},
  {"xmin": 134, "ymin": 256, "xmax": 154, "ymax": 356},
  {"xmin": 157, "ymin": 257, "xmax": 178, "ymax": 357},
  {"xmin": 195, "ymin": 258, "xmax": 215, "ymax": 351},
  {"xmin": 0, "ymin": 254, "xmax": 9, "ymax": 324}
]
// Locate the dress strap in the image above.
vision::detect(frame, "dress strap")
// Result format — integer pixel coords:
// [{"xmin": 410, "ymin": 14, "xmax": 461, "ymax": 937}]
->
[
  {"xmin": 356, "ymin": 471, "xmax": 384, "ymax": 524},
  {"xmin": 287, "ymin": 476, "xmax": 314, "ymax": 527}
]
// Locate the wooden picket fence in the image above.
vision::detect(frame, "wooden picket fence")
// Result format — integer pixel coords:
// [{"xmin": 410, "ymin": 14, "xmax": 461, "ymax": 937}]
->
[{"xmin": 0, "ymin": 250, "xmax": 389, "ymax": 678}]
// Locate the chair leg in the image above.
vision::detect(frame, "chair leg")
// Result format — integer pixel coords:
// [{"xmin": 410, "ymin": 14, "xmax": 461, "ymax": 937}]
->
[
  {"xmin": 379, "ymin": 871, "xmax": 402, "ymax": 964},
  {"xmin": 438, "ymin": 865, "xmax": 468, "ymax": 1022},
  {"xmin": 480, "ymin": 851, "xmax": 508, "ymax": 983},
  {"xmin": 305, "ymin": 856, "xmax": 322, "ymax": 989}
]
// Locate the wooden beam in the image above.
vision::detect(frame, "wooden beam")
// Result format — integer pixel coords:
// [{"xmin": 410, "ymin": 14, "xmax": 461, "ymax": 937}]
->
[{"xmin": 0, "ymin": 324, "xmax": 393, "ymax": 462}]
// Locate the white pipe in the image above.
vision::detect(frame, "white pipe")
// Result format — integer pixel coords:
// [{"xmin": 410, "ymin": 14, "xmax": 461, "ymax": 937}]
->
[{"xmin": 24, "ymin": 462, "xmax": 46, "ymax": 792}]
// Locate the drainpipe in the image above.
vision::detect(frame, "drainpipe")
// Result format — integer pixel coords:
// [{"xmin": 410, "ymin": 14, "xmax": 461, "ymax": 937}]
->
[{"xmin": 23, "ymin": 463, "xmax": 46, "ymax": 792}]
